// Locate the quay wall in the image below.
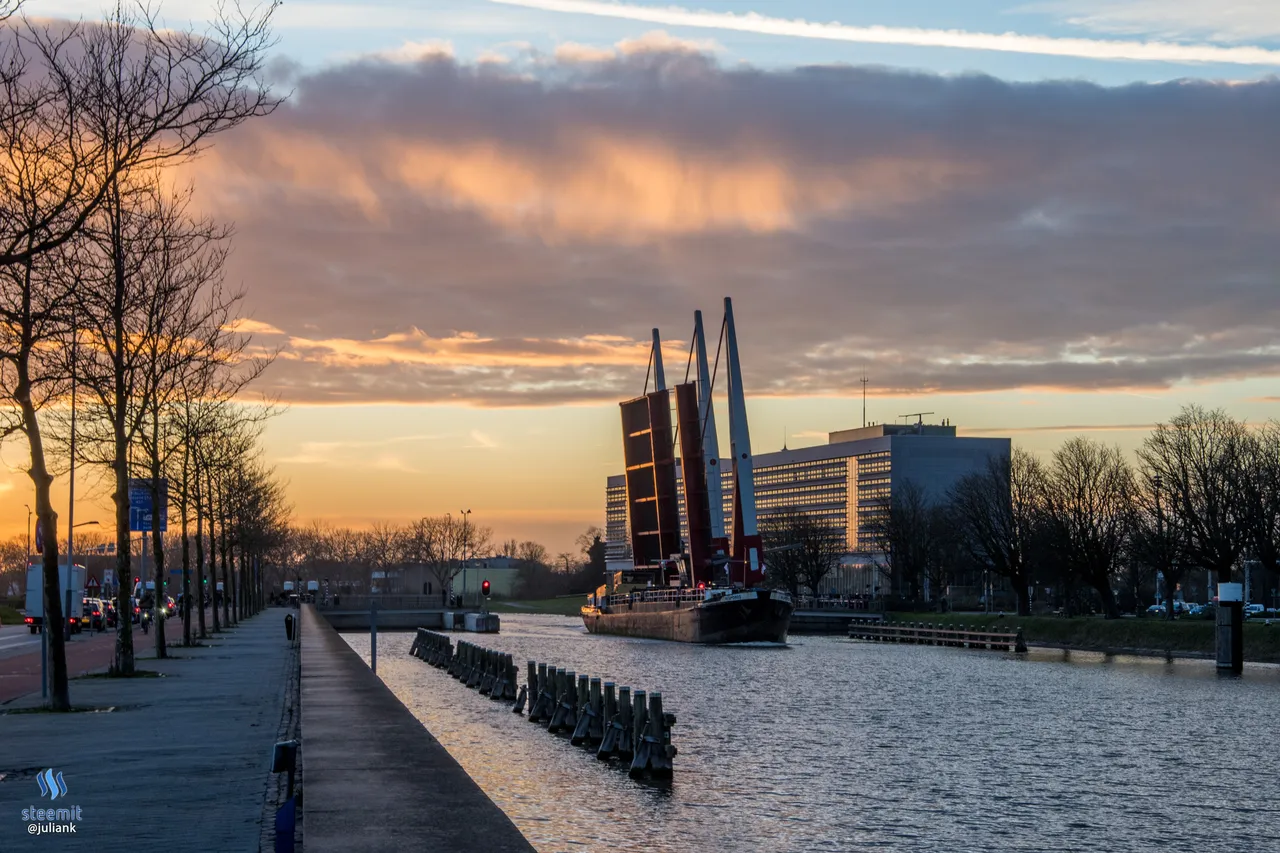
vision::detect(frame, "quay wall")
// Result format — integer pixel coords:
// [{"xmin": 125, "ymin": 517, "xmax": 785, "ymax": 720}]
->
[{"xmin": 299, "ymin": 605, "xmax": 534, "ymax": 852}]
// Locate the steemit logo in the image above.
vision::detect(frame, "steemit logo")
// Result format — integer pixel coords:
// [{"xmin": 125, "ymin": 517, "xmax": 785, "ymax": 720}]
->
[
  {"xmin": 23, "ymin": 768, "xmax": 82, "ymax": 835},
  {"xmin": 35, "ymin": 769, "xmax": 67, "ymax": 801}
]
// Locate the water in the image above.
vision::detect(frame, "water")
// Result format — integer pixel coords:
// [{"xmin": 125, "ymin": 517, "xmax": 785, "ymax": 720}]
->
[{"xmin": 345, "ymin": 615, "xmax": 1280, "ymax": 853}]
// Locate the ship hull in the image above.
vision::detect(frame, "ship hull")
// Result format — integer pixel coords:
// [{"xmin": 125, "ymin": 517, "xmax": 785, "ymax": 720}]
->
[{"xmin": 582, "ymin": 589, "xmax": 792, "ymax": 644}]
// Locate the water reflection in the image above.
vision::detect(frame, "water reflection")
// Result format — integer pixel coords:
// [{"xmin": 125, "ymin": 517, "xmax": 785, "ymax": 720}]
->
[{"xmin": 345, "ymin": 615, "xmax": 1280, "ymax": 853}]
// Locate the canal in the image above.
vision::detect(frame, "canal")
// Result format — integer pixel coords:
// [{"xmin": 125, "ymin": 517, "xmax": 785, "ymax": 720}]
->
[{"xmin": 344, "ymin": 614, "xmax": 1280, "ymax": 853}]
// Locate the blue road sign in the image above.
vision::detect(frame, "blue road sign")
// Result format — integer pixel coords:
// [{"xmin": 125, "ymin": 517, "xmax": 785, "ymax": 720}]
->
[{"xmin": 128, "ymin": 478, "xmax": 168, "ymax": 532}]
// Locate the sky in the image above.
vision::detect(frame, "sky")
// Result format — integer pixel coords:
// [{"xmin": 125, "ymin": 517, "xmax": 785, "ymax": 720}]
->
[{"xmin": 3, "ymin": 0, "xmax": 1279, "ymax": 555}]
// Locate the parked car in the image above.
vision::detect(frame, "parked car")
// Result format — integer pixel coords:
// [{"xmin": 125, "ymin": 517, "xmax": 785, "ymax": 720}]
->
[
  {"xmin": 1146, "ymin": 604, "xmax": 1166, "ymax": 615},
  {"xmin": 1245, "ymin": 604, "xmax": 1265, "ymax": 617}
]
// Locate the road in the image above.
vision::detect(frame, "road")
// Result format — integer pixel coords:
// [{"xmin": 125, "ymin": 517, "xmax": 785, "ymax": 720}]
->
[{"xmin": 0, "ymin": 623, "xmax": 121, "ymax": 704}]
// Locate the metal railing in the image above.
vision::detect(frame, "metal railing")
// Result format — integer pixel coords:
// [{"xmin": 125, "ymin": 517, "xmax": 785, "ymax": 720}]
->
[{"xmin": 316, "ymin": 594, "xmax": 453, "ymax": 611}]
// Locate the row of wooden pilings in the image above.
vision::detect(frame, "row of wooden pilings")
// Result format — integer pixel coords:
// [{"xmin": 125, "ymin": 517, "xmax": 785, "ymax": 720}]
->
[
  {"xmin": 409, "ymin": 629, "xmax": 677, "ymax": 779},
  {"xmin": 847, "ymin": 618, "xmax": 1029, "ymax": 653}
]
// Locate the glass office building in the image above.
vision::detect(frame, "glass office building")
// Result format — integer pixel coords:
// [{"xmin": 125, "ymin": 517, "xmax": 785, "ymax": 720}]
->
[{"xmin": 605, "ymin": 422, "xmax": 1010, "ymax": 595}]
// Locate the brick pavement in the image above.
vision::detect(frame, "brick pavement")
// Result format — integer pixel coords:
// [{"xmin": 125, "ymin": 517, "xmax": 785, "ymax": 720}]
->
[{"xmin": 0, "ymin": 610, "xmax": 296, "ymax": 852}]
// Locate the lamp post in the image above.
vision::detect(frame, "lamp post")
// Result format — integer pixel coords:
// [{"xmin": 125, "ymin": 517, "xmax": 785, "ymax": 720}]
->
[
  {"xmin": 1153, "ymin": 474, "xmax": 1166, "ymax": 614},
  {"xmin": 460, "ymin": 509, "xmax": 471, "ymax": 605}
]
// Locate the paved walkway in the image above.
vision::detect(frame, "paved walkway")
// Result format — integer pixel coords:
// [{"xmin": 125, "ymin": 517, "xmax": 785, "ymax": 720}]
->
[
  {"xmin": 0, "ymin": 610, "xmax": 296, "ymax": 852},
  {"xmin": 301, "ymin": 605, "xmax": 534, "ymax": 852}
]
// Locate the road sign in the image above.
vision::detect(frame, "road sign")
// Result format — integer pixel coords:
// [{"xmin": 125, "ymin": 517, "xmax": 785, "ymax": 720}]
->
[
  {"xmin": 86, "ymin": 577, "xmax": 100, "ymax": 589},
  {"xmin": 128, "ymin": 478, "xmax": 168, "ymax": 532}
]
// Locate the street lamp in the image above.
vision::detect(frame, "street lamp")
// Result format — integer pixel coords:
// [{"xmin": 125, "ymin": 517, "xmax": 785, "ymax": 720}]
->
[
  {"xmin": 1153, "ymin": 474, "xmax": 1165, "ymax": 612},
  {"xmin": 460, "ymin": 509, "xmax": 471, "ymax": 602}
]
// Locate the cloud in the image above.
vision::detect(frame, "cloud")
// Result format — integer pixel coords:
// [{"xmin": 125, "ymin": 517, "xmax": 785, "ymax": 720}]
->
[
  {"xmin": 224, "ymin": 318, "xmax": 286, "ymax": 336},
  {"xmin": 466, "ymin": 429, "xmax": 500, "ymax": 449},
  {"xmin": 278, "ymin": 434, "xmax": 445, "ymax": 466},
  {"xmin": 1025, "ymin": 1, "xmax": 1280, "ymax": 43},
  {"xmin": 183, "ymin": 46, "xmax": 1280, "ymax": 407},
  {"xmin": 489, "ymin": 0, "xmax": 1280, "ymax": 65},
  {"xmin": 371, "ymin": 39, "xmax": 455, "ymax": 64},
  {"xmin": 960, "ymin": 423, "xmax": 1157, "ymax": 435}
]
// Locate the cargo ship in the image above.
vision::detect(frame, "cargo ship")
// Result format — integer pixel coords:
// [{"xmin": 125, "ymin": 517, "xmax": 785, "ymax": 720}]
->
[{"xmin": 582, "ymin": 297, "xmax": 794, "ymax": 644}]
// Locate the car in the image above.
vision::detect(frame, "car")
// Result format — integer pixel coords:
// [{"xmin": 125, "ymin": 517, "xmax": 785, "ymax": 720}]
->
[
  {"xmin": 1245, "ymin": 604, "xmax": 1265, "ymax": 617},
  {"xmin": 83, "ymin": 597, "xmax": 106, "ymax": 631},
  {"xmin": 103, "ymin": 600, "xmax": 118, "ymax": 628},
  {"xmin": 1146, "ymin": 604, "xmax": 1166, "ymax": 615}
]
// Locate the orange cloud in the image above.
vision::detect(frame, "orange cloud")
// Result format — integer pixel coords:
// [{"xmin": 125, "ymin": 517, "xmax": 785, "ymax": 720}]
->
[
  {"xmin": 189, "ymin": 125, "xmax": 982, "ymax": 241},
  {"xmin": 284, "ymin": 327, "xmax": 679, "ymax": 369}
]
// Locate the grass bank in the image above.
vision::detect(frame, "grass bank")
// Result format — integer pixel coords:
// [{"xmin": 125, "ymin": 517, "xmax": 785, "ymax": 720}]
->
[
  {"xmin": 1, "ymin": 605, "xmax": 22, "ymax": 626},
  {"xmin": 893, "ymin": 612, "xmax": 1280, "ymax": 664},
  {"xmin": 489, "ymin": 597, "xmax": 583, "ymax": 617}
]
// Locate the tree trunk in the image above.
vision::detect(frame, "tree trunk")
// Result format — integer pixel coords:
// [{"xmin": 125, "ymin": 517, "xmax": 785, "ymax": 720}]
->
[
  {"xmin": 112, "ymin": 442, "xmax": 134, "ymax": 675},
  {"xmin": 15, "ymin": 324, "xmax": 70, "ymax": 708},
  {"xmin": 1014, "ymin": 582, "xmax": 1030, "ymax": 617},
  {"xmin": 219, "ymin": 485, "xmax": 231, "ymax": 627},
  {"xmin": 150, "ymin": 444, "xmax": 167, "ymax": 659},
  {"xmin": 207, "ymin": 467, "xmax": 221, "ymax": 633},
  {"xmin": 194, "ymin": 468, "xmax": 208, "ymax": 638}
]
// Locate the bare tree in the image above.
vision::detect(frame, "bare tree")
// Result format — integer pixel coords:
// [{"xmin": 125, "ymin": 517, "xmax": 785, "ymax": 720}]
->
[
  {"xmin": 949, "ymin": 448, "xmax": 1044, "ymax": 616},
  {"xmin": 1130, "ymin": 464, "xmax": 1186, "ymax": 619},
  {"xmin": 1240, "ymin": 422, "xmax": 1280, "ymax": 605},
  {"xmin": 1039, "ymin": 437, "xmax": 1134, "ymax": 619},
  {"xmin": 0, "ymin": 3, "xmax": 280, "ymax": 267},
  {"xmin": 867, "ymin": 481, "xmax": 932, "ymax": 601},
  {"xmin": 760, "ymin": 510, "xmax": 844, "ymax": 599},
  {"xmin": 1138, "ymin": 405, "xmax": 1251, "ymax": 587}
]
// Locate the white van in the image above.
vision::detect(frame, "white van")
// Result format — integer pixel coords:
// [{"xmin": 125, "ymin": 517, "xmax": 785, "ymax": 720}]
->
[{"xmin": 24, "ymin": 561, "xmax": 86, "ymax": 634}]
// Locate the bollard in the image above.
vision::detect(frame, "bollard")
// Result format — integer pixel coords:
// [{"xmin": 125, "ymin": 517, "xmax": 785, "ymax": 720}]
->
[
  {"xmin": 586, "ymin": 678, "xmax": 605, "ymax": 744},
  {"xmin": 631, "ymin": 690, "xmax": 648, "ymax": 757},
  {"xmin": 1015, "ymin": 628, "xmax": 1028, "ymax": 654},
  {"xmin": 479, "ymin": 649, "xmax": 495, "ymax": 694},
  {"xmin": 548, "ymin": 669, "xmax": 572, "ymax": 733},
  {"xmin": 630, "ymin": 691, "xmax": 676, "ymax": 779},
  {"xmin": 571, "ymin": 677, "xmax": 602, "ymax": 746},
  {"xmin": 370, "ymin": 600, "xmax": 378, "ymax": 675},
  {"xmin": 617, "ymin": 686, "xmax": 634, "ymax": 759},
  {"xmin": 504, "ymin": 656, "xmax": 518, "ymax": 701},
  {"xmin": 597, "ymin": 683, "xmax": 619, "ymax": 760},
  {"xmin": 528, "ymin": 664, "xmax": 551, "ymax": 723}
]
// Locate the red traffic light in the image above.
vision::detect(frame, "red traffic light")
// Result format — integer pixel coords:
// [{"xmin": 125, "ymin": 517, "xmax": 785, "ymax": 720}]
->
[
  {"xmin": 134, "ymin": 577, "xmax": 139, "ymax": 584},
  {"xmin": 697, "ymin": 582, "xmax": 706, "ymax": 590},
  {"xmin": 481, "ymin": 579, "xmax": 491, "ymax": 597}
]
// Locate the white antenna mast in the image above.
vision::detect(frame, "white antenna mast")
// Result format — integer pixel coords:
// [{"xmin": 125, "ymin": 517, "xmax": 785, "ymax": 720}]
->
[
  {"xmin": 694, "ymin": 310, "xmax": 725, "ymax": 540},
  {"xmin": 724, "ymin": 297, "xmax": 759, "ymax": 579},
  {"xmin": 651, "ymin": 328, "xmax": 666, "ymax": 392}
]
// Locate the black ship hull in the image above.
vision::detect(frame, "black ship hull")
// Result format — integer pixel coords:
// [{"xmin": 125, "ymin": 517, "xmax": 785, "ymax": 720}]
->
[{"xmin": 581, "ymin": 589, "xmax": 792, "ymax": 644}]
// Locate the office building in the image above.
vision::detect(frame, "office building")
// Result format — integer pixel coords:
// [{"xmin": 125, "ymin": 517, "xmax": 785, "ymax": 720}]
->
[{"xmin": 605, "ymin": 421, "xmax": 1010, "ymax": 595}]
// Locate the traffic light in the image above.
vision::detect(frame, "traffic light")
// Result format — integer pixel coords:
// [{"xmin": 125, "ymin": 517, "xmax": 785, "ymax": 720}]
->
[
  {"xmin": 134, "ymin": 577, "xmax": 139, "ymax": 584},
  {"xmin": 481, "ymin": 579, "xmax": 491, "ymax": 598},
  {"xmin": 203, "ymin": 577, "xmax": 208, "ymax": 584}
]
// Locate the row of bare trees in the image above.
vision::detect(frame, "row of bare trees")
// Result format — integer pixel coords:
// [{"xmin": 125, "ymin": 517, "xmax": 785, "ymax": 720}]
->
[
  {"xmin": 267, "ymin": 516, "xmax": 493, "ymax": 605},
  {"xmin": 261, "ymin": 523, "xmax": 610, "ymax": 603},
  {"xmin": 0, "ymin": 2, "xmax": 285, "ymax": 708},
  {"xmin": 876, "ymin": 406, "xmax": 1280, "ymax": 618}
]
